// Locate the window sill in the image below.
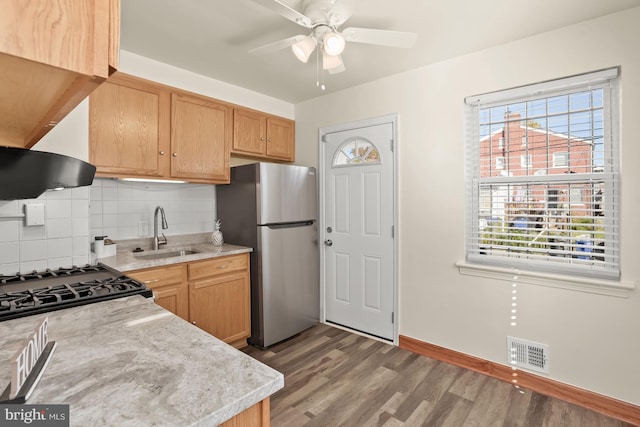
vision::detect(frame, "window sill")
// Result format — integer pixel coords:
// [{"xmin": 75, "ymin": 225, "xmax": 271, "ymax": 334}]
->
[{"xmin": 455, "ymin": 261, "xmax": 635, "ymax": 298}]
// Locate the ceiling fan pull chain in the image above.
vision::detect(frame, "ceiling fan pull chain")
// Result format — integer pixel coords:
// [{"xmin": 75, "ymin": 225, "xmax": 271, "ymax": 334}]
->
[{"xmin": 318, "ymin": 46, "xmax": 326, "ymax": 90}]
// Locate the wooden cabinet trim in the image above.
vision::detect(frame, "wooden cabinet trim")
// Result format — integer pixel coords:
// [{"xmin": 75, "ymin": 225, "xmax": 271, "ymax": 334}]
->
[
  {"xmin": 188, "ymin": 254, "xmax": 249, "ymax": 281},
  {"xmin": 190, "ymin": 271, "xmax": 248, "ymax": 290},
  {"xmin": 127, "ymin": 264, "xmax": 186, "ymax": 288}
]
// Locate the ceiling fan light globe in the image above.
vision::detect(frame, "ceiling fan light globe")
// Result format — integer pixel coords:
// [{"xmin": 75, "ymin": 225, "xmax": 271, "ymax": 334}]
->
[
  {"xmin": 322, "ymin": 31, "xmax": 345, "ymax": 56},
  {"xmin": 322, "ymin": 52, "xmax": 343, "ymax": 70},
  {"xmin": 292, "ymin": 36, "xmax": 316, "ymax": 63}
]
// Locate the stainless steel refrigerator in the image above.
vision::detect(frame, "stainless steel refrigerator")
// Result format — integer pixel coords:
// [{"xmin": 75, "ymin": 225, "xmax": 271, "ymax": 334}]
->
[{"xmin": 216, "ymin": 162, "xmax": 319, "ymax": 348}]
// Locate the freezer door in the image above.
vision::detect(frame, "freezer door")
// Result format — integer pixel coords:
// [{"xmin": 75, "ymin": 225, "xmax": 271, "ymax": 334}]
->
[
  {"xmin": 257, "ymin": 221, "xmax": 319, "ymax": 347},
  {"xmin": 257, "ymin": 163, "xmax": 317, "ymax": 224}
]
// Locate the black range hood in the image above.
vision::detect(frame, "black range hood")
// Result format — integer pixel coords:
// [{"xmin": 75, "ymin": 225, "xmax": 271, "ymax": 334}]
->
[{"xmin": 0, "ymin": 147, "xmax": 96, "ymax": 200}]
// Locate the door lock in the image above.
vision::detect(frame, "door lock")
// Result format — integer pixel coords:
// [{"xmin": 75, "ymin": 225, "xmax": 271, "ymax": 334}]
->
[
  {"xmin": 326, "ymin": 226, "xmax": 332, "ymax": 233},
  {"xmin": 324, "ymin": 239, "xmax": 333, "ymax": 247}
]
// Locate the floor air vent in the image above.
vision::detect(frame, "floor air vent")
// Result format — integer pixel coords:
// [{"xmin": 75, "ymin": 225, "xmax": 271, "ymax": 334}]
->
[{"xmin": 507, "ymin": 336, "xmax": 549, "ymax": 374}]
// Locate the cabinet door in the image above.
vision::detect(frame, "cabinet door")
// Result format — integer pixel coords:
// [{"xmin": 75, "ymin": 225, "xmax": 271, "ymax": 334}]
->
[
  {"xmin": 0, "ymin": 0, "xmax": 116, "ymax": 77},
  {"xmin": 189, "ymin": 271, "xmax": 250, "ymax": 347},
  {"xmin": 171, "ymin": 93, "xmax": 231, "ymax": 183},
  {"xmin": 0, "ymin": 0, "xmax": 120, "ymax": 148},
  {"xmin": 266, "ymin": 117, "xmax": 295, "ymax": 161},
  {"xmin": 127, "ymin": 264, "xmax": 188, "ymax": 320},
  {"xmin": 232, "ymin": 108, "xmax": 266, "ymax": 156},
  {"xmin": 89, "ymin": 75, "xmax": 170, "ymax": 177}
]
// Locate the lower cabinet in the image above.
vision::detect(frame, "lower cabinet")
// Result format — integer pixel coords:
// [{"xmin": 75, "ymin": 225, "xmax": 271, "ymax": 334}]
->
[
  {"xmin": 188, "ymin": 253, "xmax": 251, "ymax": 349},
  {"xmin": 126, "ymin": 264, "xmax": 188, "ymax": 319},
  {"xmin": 220, "ymin": 398, "xmax": 270, "ymax": 427},
  {"xmin": 126, "ymin": 253, "xmax": 250, "ymax": 348}
]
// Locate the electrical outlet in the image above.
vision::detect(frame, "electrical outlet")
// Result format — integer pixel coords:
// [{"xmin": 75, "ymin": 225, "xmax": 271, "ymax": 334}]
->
[{"xmin": 24, "ymin": 204, "xmax": 45, "ymax": 226}]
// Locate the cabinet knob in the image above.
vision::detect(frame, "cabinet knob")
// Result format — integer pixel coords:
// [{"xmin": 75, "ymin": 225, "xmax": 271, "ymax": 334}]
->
[
  {"xmin": 260, "ymin": 137, "xmax": 264, "ymax": 141},
  {"xmin": 159, "ymin": 151, "xmax": 165, "ymax": 155},
  {"xmin": 192, "ymin": 321, "xmax": 196, "ymax": 325},
  {"xmin": 268, "ymin": 138, "xmax": 272, "ymax": 142},
  {"xmin": 172, "ymin": 152, "xmax": 178, "ymax": 157}
]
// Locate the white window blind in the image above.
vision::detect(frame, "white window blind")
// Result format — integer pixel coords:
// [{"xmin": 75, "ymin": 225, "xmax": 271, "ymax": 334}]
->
[{"xmin": 464, "ymin": 68, "xmax": 620, "ymax": 279}]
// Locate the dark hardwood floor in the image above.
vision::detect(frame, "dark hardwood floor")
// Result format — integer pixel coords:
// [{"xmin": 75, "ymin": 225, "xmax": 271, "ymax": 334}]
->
[{"xmin": 242, "ymin": 323, "xmax": 634, "ymax": 427}]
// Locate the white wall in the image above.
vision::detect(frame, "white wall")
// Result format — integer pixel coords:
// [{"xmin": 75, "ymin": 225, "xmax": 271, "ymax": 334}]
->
[
  {"xmin": 295, "ymin": 8, "xmax": 640, "ymax": 405},
  {"xmin": 119, "ymin": 51, "xmax": 294, "ymax": 119}
]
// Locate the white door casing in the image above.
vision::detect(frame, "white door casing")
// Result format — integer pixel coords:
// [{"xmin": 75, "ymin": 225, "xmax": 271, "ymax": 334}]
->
[{"xmin": 319, "ymin": 115, "xmax": 397, "ymax": 341}]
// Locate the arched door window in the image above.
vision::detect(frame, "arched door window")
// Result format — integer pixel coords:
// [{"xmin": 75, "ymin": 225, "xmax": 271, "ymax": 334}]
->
[{"xmin": 332, "ymin": 137, "xmax": 381, "ymax": 167}]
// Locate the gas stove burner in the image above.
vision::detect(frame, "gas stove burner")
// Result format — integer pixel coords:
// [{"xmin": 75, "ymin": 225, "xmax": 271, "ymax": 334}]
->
[
  {"xmin": 55, "ymin": 265, "xmax": 105, "ymax": 275},
  {"xmin": 0, "ymin": 264, "xmax": 110, "ymax": 284},
  {"xmin": 0, "ymin": 264, "xmax": 152, "ymax": 321}
]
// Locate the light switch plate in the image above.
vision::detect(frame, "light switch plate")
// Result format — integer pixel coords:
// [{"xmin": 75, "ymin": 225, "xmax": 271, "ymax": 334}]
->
[{"xmin": 24, "ymin": 204, "xmax": 45, "ymax": 226}]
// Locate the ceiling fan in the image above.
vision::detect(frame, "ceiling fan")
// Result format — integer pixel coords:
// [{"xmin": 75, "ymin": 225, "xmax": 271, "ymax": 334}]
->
[{"xmin": 249, "ymin": 0, "xmax": 417, "ymax": 86}]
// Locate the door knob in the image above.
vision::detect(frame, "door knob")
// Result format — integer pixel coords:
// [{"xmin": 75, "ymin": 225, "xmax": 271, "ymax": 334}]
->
[{"xmin": 324, "ymin": 239, "xmax": 333, "ymax": 247}]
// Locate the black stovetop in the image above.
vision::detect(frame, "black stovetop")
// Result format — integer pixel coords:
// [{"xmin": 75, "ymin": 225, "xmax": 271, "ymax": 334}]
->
[{"xmin": 0, "ymin": 264, "xmax": 152, "ymax": 322}]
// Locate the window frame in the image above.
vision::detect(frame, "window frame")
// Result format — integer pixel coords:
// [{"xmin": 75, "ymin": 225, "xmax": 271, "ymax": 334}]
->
[
  {"xmin": 552, "ymin": 152, "xmax": 568, "ymax": 168},
  {"xmin": 464, "ymin": 68, "xmax": 620, "ymax": 280}
]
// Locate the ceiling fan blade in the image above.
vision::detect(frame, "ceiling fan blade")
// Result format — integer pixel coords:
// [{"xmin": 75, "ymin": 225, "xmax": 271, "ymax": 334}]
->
[
  {"xmin": 341, "ymin": 27, "xmax": 417, "ymax": 48},
  {"xmin": 326, "ymin": 0, "xmax": 354, "ymax": 27},
  {"xmin": 248, "ymin": 35, "xmax": 307, "ymax": 55},
  {"xmin": 251, "ymin": 0, "xmax": 313, "ymax": 28}
]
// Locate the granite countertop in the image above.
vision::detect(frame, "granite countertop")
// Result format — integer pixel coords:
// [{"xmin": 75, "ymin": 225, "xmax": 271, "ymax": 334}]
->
[
  {"xmin": 0, "ymin": 296, "xmax": 283, "ymax": 426},
  {"xmin": 97, "ymin": 233, "xmax": 253, "ymax": 272}
]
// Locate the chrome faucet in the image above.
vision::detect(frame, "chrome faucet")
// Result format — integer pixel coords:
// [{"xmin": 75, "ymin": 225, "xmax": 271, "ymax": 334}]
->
[{"xmin": 153, "ymin": 206, "xmax": 168, "ymax": 250}]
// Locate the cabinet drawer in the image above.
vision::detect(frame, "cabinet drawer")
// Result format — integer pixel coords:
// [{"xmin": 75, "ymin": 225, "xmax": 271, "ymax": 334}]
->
[
  {"xmin": 188, "ymin": 254, "xmax": 248, "ymax": 281},
  {"xmin": 127, "ymin": 264, "xmax": 186, "ymax": 289}
]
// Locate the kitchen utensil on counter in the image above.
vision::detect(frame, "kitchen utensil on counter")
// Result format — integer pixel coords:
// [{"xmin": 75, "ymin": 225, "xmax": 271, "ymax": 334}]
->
[{"xmin": 212, "ymin": 219, "xmax": 224, "ymax": 246}]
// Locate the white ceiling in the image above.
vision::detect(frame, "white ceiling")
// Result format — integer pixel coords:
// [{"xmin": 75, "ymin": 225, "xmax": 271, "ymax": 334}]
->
[{"xmin": 120, "ymin": 0, "xmax": 640, "ymax": 103}]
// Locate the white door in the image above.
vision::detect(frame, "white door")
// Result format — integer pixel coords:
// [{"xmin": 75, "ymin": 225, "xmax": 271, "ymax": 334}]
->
[{"xmin": 321, "ymin": 118, "xmax": 395, "ymax": 340}]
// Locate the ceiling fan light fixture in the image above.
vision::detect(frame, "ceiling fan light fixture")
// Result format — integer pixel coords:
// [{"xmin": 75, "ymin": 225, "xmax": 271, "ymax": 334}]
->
[
  {"xmin": 291, "ymin": 36, "xmax": 316, "ymax": 63},
  {"xmin": 322, "ymin": 52, "xmax": 342, "ymax": 70},
  {"xmin": 322, "ymin": 31, "xmax": 345, "ymax": 56}
]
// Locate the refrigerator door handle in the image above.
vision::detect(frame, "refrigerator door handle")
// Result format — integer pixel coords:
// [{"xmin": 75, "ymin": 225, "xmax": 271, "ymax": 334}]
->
[{"xmin": 264, "ymin": 220, "xmax": 315, "ymax": 230}]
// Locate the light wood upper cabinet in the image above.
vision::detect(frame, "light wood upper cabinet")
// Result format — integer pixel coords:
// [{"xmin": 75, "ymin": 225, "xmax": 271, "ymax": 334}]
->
[
  {"xmin": 232, "ymin": 108, "xmax": 295, "ymax": 162},
  {"xmin": 170, "ymin": 94, "xmax": 231, "ymax": 182},
  {"xmin": 89, "ymin": 74, "xmax": 231, "ymax": 184},
  {"xmin": 89, "ymin": 74, "xmax": 170, "ymax": 178},
  {"xmin": 0, "ymin": 0, "xmax": 119, "ymax": 148},
  {"xmin": 266, "ymin": 116, "xmax": 295, "ymax": 161}
]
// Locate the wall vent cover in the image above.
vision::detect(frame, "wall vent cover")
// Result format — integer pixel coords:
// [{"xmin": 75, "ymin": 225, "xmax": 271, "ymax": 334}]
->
[{"xmin": 507, "ymin": 336, "xmax": 549, "ymax": 374}]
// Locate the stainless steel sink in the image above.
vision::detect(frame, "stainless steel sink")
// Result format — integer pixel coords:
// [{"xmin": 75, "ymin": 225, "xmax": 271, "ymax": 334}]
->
[{"xmin": 133, "ymin": 249, "xmax": 200, "ymax": 260}]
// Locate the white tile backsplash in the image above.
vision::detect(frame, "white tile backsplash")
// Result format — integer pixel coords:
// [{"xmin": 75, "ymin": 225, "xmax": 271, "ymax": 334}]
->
[
  {"xmin": 89, "ymin": 178, "xmax": 217, "ymax": 241},
  {"xmin": 47, "ymin": 238, "xmax": 73, "ymax": 257},
  {"xmin": 72, "ymin": 199, "xmax": 89, "ymax": 217},
  {"xmin": 46, "ymin": 199, "xmax": 72, "ymax": 219},
  {"xmin": 0, "ymin": 221, "xmax": 19, "ymax": 243},
  {"xmin": 0, "ymin": 242, "xmax": 20, "ymax": 264},
  {"xmin": 46, "ymin": 218, "xmax": 73, "ymax": 239},
  {"xmin": 20, "ymin": 240, "xmax": 47, "ymax": 262},
  {"xmin": 0, "ymin": 187, "xmax": 91, "ymax": 275},
  {"xmin": 0, "ymin": 178, "xmax": 216, "ymax": 275}
]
